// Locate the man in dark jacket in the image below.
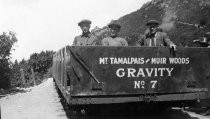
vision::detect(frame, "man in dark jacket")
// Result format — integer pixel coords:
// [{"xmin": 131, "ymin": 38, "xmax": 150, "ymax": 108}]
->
[{"xmin": 138, "ymin": 20, "xmax": 176, "ymax": 50}]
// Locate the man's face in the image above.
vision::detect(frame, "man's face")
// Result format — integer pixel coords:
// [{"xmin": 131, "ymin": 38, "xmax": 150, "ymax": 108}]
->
[
  {"xmin": 80, "ymin": 24, "xmax": 90, "ymax": 33},
  {"xmin": 110, "ymin": 27, "xmax": 119, "ymax": 37},
  {"xmin": 149, "ymin": 24, "xmax": 158, "ymax": 34}
]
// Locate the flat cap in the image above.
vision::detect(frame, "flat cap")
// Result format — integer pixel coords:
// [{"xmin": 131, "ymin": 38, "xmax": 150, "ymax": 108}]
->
[
  {"xmin": 146, "ymin": 20, "xmax": 159, "ymax": 26},
  {"xmin": 108, "ymin": 23, "xmax": 121, "ymax": 30},
  {"xmin": 78, "ymin": 19, "xmax": 91, "ymax": 26}
]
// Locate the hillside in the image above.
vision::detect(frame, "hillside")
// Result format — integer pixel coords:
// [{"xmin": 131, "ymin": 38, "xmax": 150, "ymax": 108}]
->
[{"xmin": 116, "ymin": 0, "xmax": 210, "ymax": 46}]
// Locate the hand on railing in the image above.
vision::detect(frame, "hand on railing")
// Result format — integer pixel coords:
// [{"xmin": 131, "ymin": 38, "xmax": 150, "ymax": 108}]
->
[{"xmin": 170, "ymin": 44, "xmax": 177, "ymax": 51}]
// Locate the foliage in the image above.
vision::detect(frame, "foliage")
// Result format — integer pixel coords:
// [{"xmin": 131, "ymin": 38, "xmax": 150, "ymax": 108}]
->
[
  {"xmin": 115, "ymin": 0, "xmax": 210, "ymax": 46},
  {"xmin": 10, "ymin": 51, "xmax": 55, "ymax": 87},
  {"xmin": 10, "ymin": 60, "xmax": 21, "ymax": 87},
  {"xmin": 0, "ymin": 32, "xmax": 17, "ymax": 59},
  {"xmin": 28, "ymin": 51, "xmax": 55, "ymax": 75},
  {"xmin": 0, "ymin": 30, "xmax": 56, "ymax": 88},
  {"xmin": 0, "ymin": 31, "xmax": 17, "ymax": 89}
]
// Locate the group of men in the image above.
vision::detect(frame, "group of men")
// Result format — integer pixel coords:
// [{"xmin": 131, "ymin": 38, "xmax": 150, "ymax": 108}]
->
[
  {"xmin": 73, "ymin": 19, "xmax": 128, "ymax": 46},
  {"xmin": 73, "ymin": 19, "xmax": 177, "ymax": 49}
]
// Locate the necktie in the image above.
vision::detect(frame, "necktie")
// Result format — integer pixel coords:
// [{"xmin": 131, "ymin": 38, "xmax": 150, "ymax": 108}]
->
[
  {"xmin": 154, "ymin": 38, "xmax": 156, "ymax": 46},
  {"xmin": 149, "ymin": 38, "xmax": 156, "ymax": 46}
]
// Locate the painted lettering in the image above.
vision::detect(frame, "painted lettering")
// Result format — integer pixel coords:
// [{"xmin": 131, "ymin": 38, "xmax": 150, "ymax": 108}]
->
[
  {"xmin": 136, "ymin": 68, "xmax": 146, "ymax": 77},
  {"xmin": 116, "ymin": 68, "xmax": 174, "ymax": 78},
  {"xmin": 166, "ymin": 68, "xmax": 174, "ymax": 76},
  {"xmin": 145, "ymin": 68, "xmax": 153, "ymax": 77},
  {"xmin": 169, "ymin": 58, "xmax": 190, "ymax": 64},
  {"xmin": 99, "ymin": 57, "xmax": 108, "ymax": 64},
  {"xmin": 151, "ymin": 58, "xmax": 166, "ymax": 64},
  {"xmin": 134, "ymin": 81, "xmax": 145, "ymax": 89},
  {"xmin": 128, "ymin": 68, "xmax": 136, "ymax": 77},
  {"xmin": 150, "ymin": 80, "xmax": 157, "ymax": 88},
  {"xmin": 158, "ymin": 68, "xmax": 165, "ymax": 76},
  {"xmin": 116, "ymin": 68, "xmax": 125, "ymax": 77},
  {"xmin": 109, "ymin": 57, "xmax": 145, "ymax": 64}
]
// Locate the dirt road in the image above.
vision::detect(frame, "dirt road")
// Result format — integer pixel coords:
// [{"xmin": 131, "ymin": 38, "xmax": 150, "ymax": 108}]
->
[{"xmin": 0, "ymin": 78, "xmax": 68, "ymax": 119}]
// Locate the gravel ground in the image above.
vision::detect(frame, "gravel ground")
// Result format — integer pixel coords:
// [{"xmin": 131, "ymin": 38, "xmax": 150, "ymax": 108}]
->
[
  {"xmin": 0, "ymin": 78, "xmax": 68, "ymax": 119},
  {"xmin": 0, "ymin": 78, "xmax": 209, "ymax": 119}
]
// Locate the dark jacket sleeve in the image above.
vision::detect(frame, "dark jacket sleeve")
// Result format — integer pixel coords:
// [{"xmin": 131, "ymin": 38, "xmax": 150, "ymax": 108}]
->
[
  {"xmin": 136, "ymin": 34, "xmax": 146, "ymax": 46},
  {"xmin": 162, "ymin": 32, "xmax": 175, "ymax": 46}
]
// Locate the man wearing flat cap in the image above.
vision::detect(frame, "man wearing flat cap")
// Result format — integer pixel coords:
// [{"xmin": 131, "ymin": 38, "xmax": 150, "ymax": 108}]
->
[
  {"xmin": 101, "ymin": 22, "xmax": 128, "ymax": 46},
  {"xmin": 73, "ymin": 19, "xmax": 98, "ymax": 46},
  {"xmin": 138, "ymin": 20, "xmax": 176, "ymax": 49}
]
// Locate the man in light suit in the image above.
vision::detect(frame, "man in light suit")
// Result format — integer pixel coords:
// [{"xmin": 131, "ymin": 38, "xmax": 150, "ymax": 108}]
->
[
  {"xmin": 101, "ymin": 22, "xmax": 128, "ymax": 46},
  {"xmin": 138, "ymin": 20, "xmax": 176, "ymax": 49},
  {"xmin": 73, "ymin": 19, "xmax": 98, "ymax": 46}
]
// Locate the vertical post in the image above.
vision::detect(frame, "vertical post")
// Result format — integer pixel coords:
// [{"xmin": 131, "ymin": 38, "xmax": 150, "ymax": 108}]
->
[
  {"xmin": 20, "ymin": 68, "xmax": 25, "ymax": 85},
  {"xmin": 31, "ymin": 69, "xmax": 36, "ymax": 86}
]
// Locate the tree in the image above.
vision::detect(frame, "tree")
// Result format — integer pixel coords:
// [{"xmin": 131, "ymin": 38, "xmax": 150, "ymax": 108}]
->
[
  {"xmin": 10, "ymin": 50, "xmax": 55, "ymax": 88},
  {"xmin": 0, "ymin": 31, "xmax": 17, "ymax": 89},
  {"xmin": 10, "ymin": 60, "xmax": 21, "ymax": 87},
  {"xmin": 28, "ymin": 51, "xmax": 55, "ymax": 76},
  {"xmin": 0, "ymin": 31, "xmax": 17, "ymax": 59}
]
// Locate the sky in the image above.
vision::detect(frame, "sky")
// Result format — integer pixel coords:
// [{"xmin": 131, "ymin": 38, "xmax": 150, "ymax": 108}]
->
[{"xmin": 0, "ymin": 0, "xmax": 151, "ymax": 61}]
